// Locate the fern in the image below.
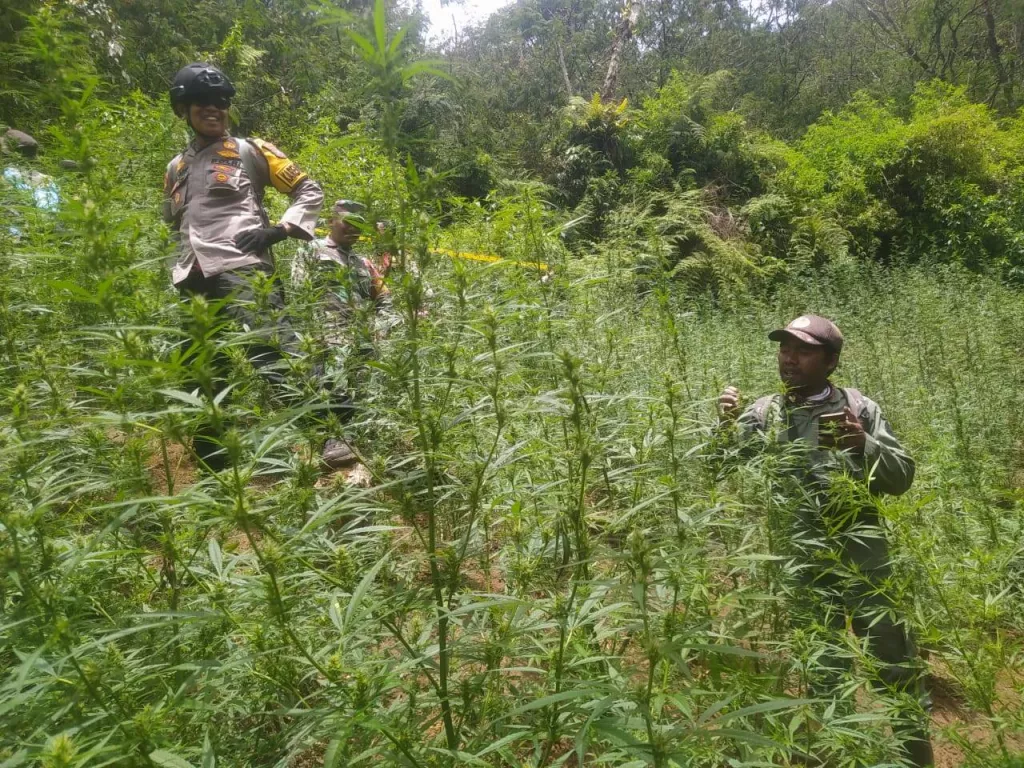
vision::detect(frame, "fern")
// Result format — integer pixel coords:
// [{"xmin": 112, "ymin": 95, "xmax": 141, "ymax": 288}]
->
[{"xmin": 790, "ymin": 212, "xmax": 850, "ymax": 270}]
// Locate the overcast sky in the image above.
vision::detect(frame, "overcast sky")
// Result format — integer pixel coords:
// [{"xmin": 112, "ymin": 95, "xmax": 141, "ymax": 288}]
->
[{"xmin": 418, "ymin": 0, "xmax": 514, "ymax": 42}]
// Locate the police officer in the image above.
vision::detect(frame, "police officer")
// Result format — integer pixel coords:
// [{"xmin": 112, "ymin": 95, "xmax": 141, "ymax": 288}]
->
[
  {"xmin": 718, "ymin": 315, "xmax": 934, "ymax": 767},
  {"xmin": 163, "ymin": 63, "xmax": 355, "ymax": 469}
]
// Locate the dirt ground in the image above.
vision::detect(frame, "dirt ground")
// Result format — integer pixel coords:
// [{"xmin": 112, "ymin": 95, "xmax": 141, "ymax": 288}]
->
[
  {"xmin": 148, "ymin": 444, "xmax": 1023, "ymax": 767},
  {"xmin": 927, "ymin": 659, "xmax": 1023, "ymax": 768}
]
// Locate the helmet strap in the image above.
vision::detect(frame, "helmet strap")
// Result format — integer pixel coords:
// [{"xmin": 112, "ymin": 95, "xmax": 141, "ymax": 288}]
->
[{"xmin": 185, "ymin": 108, "xmax": 201, "ymax": 134}]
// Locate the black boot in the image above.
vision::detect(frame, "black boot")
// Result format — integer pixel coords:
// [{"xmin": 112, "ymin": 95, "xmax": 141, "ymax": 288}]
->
[
  {"xmin": 900, "ymin": 728, "xmax": 934, "ymax": 767},
  {"xmin": 193, "ymin": 431, "xmax": 227, "ymax": 472},
  {"xmin": 322, "ymin": 437, "xmax": 357, "ymax": 469}
]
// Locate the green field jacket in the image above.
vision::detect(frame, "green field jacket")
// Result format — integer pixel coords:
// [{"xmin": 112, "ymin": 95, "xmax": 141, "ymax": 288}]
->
[{"xmin": 735, "ymin": 384, "xmax": 915, "ymax": 497}]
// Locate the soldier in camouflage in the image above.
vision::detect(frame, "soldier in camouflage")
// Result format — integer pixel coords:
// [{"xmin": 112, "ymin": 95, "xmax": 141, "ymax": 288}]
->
[
  {"xmin": 291, "ymin": 200, "xmax": 390, "ymax": 325},
  {"xmin": 292, "ymin": 200, "xmax": 395, "ymax": 400},
  {"xmin": 719, "ymin": 314, "xmax": 934, "ymax": 767}
]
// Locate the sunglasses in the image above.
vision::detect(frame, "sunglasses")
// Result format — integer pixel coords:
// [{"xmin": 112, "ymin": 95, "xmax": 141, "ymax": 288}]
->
[{"xmin": 193, "ymin": 95, "xmax": 232, "ymax": 109}]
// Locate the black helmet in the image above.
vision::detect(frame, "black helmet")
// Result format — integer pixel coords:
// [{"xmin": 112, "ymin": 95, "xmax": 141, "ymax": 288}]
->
[{"xmin": 169, "ymin": 63, "xmax": 235, "ymax": 109}]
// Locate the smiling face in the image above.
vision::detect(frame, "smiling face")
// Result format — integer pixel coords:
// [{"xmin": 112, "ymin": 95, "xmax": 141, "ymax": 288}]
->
[
  {"xmin": 186, "ymin": 101, "xmax": 229, "ymax": 139},
  {"xmin": 777, "ymin": 336, "xmax": 838, "ymax": 393}
]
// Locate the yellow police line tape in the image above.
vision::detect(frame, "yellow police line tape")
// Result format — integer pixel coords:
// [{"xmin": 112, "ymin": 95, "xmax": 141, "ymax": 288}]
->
[
  {"xmin": 431, "ymin": 247, "xmax": 548, "ymax": 272},
  {"xmin": 313, "ymin": 230, "xmax": 549, "ymax": 272}
]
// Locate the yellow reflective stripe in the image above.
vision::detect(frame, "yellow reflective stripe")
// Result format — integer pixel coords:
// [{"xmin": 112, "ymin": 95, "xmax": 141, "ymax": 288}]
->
[{"xmin": 253, "ymin": 141, "xmax": 307, "ymax": 193}]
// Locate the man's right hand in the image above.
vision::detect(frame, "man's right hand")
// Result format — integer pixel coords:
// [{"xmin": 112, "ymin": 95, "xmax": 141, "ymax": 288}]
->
[{"xmin": 719, "ymin": 385, "xmax": 741, "ymax": 420}]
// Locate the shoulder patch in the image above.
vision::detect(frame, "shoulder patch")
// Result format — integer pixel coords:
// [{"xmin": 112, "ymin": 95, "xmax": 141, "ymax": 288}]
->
[
  {"xmin": 277, "ymin": 161, "xmax": 303, "ymax": 186},
  {"xmin": 253, "ymin": 138, "xmax": 309, "ymax": 193},
  {"xmin": 258, "ymin": 140, "xmax": 288, "ymax": 159}
]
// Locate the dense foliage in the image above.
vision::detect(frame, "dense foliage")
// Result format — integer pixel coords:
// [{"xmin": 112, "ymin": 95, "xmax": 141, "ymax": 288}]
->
[{"xmin": 2, "ymin": 1, "xmax": 1024, "ymax": 767}]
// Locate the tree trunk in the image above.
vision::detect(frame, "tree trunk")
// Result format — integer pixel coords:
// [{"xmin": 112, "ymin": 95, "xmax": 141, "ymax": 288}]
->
[
  {"xmin": 557, "ymin": 39, "xmax": 573, "ymax": 98},
  {"xmin": 601, "ymin": 0, "xmax": 637, "ymax": 100},
  {"xmin": 981, "ymin": 0, "xmax": 1013, "ymax": 108},
  {"xmin": 658, "ymin": 0, "xmax": 669, "ymax": 88}
]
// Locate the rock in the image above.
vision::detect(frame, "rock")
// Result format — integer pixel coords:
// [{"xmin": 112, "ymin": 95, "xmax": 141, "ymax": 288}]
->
[
  {"xmin": 4, "ymin": 129, "xmax": 38, "ymax": 157},
  {"xmin": 343, "ymin": 462, "xmax": 373, "ymax": 488},
  {"xmin": 313, "ymin": 461, "xmax": 373, "ymax": 490},
  {"xmin": 58, "ymin": 159, "xmax": 79, "ymax": 171}
]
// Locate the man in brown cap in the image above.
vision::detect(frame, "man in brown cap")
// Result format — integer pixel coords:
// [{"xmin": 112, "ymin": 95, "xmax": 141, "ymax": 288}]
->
[{"xmin": 719, "ymin": 314, "xmax": 933, "ymax": 766}]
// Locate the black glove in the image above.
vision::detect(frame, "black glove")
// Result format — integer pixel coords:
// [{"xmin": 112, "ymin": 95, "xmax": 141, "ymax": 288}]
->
[{"xmin": 234, "ymin": 224, "xmax": 288, "ymax": 253}]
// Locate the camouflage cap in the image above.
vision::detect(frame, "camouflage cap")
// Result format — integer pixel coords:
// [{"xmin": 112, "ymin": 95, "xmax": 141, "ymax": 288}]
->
[
  {"xmin": 768, "ymin": 314, "xmax": 844, "ymax": 354},
  {"xmin": 332, "ymin": 199, "xmax": 366, "ymax": 215}
]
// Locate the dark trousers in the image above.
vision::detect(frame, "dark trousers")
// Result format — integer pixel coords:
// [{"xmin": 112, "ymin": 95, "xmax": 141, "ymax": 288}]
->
[
  {"xmin": 308, "ymin": 260, "xmax": 379, "ymax": 393},
  {"xmin": 178, "ymin": 263, "xmax": 299, "ymax": 387},
  {"xmin": 792, "ymin": 507, "xmax": 933, "ymax": 765},
  {"xmin": 177, "ymin": 264, "xmax": 349, "ymax": 467}
]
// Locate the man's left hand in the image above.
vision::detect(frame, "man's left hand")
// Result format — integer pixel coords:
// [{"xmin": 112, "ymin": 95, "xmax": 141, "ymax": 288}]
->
[{"xmin": 834, "ymin": 406, "xmax": 867, "ymax": 455}]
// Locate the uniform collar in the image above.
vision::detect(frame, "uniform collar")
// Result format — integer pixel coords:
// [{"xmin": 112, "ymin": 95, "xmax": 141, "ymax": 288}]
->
[
  {"xmin": 785, "ymin": 382, "xmax": 841, "ymax": 407},
  {"xmin": 805, "ymin": 384, "xmax": 833, "ymax": 403},
  {"xmin": 188, "ymin": 133, "xmax": 233, "ymax": 155},
  {"xmin": 325, "ymin": 236, "xmax": 353, "ymax": 255}
]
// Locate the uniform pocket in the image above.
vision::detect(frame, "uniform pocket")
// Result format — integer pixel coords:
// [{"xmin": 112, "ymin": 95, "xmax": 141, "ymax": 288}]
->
[
  {"xmin": 168, "ymin": 177, "xmax": 188, "ymax": 220},
  {"xmin": 207, "ymin": 167, "xmax": 247, "ymax": 196}
]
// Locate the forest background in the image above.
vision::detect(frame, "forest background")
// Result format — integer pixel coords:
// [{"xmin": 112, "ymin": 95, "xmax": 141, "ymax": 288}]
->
[{"xmin": 3, "ymin": 0, "xmax": 1024, "ymax": 766}]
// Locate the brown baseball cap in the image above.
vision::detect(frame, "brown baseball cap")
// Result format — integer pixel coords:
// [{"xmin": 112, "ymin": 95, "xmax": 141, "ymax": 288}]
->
[{"xmin": 768, "ymin": 314, "xmax": 844, "ymax": 353}]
